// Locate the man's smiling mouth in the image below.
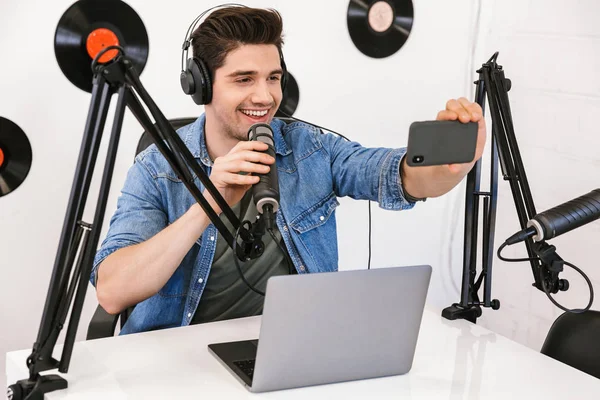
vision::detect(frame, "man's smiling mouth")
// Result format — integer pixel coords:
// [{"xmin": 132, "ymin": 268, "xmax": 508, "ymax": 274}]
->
[{"xmin": 239, "ymin": 109, "xmax": 269, "ymax": 117}]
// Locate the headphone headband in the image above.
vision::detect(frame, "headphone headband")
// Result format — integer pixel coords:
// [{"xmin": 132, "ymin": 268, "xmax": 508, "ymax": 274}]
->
[
  {"xmin": 180, "ymin": 3, "xmax": 288, "ymax": 105},
  {"xmin": 180, "ymin": 3, "xmax": 248, "ymax": 74}
]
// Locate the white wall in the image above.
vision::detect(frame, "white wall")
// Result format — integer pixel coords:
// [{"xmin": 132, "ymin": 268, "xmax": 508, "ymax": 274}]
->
[
  {"xmin": 468, "ymin": 0, "xmax": 600, "ymax": 350},
  {"xmin": 1, "ymin": 0, "xmax": 598, "ymax": 391}
]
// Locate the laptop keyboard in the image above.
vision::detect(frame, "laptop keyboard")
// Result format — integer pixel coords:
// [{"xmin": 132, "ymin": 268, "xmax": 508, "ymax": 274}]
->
[{"xmin": 233, "ymin": 359, "xmax": 256, "ymax": 379}]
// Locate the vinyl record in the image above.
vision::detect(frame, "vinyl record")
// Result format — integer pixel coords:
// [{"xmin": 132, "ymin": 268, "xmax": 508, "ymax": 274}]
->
[
  {"xmin": 0, "ymin": 117, "xmax": 32, "ymax": 197},
  {"xmin": 347, "ymin": 0, "xmax": 414, "ymax": 59},
  {"xmin": 276, "ymin": 72, "xmax": 300, "ymax": 117},
  {"xmin": 54, "ymin": 0, "xmax": 149, "ymax": 93}
]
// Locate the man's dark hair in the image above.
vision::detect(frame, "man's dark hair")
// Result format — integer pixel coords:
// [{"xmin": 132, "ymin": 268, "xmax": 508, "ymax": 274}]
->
[{"xmin": 191, "ymin": 7, "xmax": 285, "ymax": 80}]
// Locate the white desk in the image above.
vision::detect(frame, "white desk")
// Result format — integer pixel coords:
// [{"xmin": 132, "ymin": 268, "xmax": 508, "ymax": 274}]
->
[{"xmin": 6, "ymin": 308, "xmax": 600, "ymax": 399}]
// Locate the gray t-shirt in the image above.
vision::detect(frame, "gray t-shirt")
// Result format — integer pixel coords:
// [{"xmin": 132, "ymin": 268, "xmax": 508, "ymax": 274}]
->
[{"xmin": 191, "ymin": 191, "xmax": 291, "ymax": 324}]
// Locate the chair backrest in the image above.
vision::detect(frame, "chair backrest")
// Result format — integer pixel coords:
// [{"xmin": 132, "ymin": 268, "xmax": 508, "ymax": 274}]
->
[
  {"xmin": 540, "ymin": 309, "xmax": 600, "ymax": 379},
  {"xmin": 135, "ymin": 117, "xmax": 198, "ymax": 157}
]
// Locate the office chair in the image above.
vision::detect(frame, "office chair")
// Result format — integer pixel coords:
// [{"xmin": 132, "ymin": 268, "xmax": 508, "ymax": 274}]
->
[
  {"xmin": 540, "ymin": 309, "xmax": 600, "ymax": 379},
  {"xmin": 86, "ymin": 116, "xmax": 295, "ymax": 339}
]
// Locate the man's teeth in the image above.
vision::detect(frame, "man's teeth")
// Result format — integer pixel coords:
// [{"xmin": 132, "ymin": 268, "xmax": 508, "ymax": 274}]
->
[{"xmin": 241, "ymin": 109, "xmax": 268, "ymax": 117}]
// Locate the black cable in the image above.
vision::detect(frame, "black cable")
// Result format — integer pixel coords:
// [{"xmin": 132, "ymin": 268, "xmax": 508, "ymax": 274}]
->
[
  {"xmin": 233, "ymin": 223, "xmax": 265, "ymax": 297},
  {"xmin": 277, "ymin": 109, "xmax": 351, "ymax": 142},
  {"xmin": 231, "ymin": 217, "xmax": 294, "ymax": 296},
  {"xmin": 276, "ymin": 109, "xmax": 372, "ymax": 271},
  {"xmin": 497, "ymin": 242, "xmax": 594, "ymax": 314},
  {"xmin": 90, "ymin": 45, "xmax": 124, "ymax": 72},
  {"xmin": 231, "ymin": 193, "xmax": 292, "ymax": 295},
  {"xmin": 496, "ymin": 242, "xmax": 540, "ymax": 263},
  {"xmin": 268, "ymin": 228, "xmax": 295, "ymax": 275},
  {"xmin": 542, "ymin": 261, "xmax": 594, "ymax": 314}
]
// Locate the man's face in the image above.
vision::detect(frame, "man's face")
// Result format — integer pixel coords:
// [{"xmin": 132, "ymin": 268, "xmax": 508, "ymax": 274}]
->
[{"xmin": 206, "ymin": 44, "xmax": 284, "ymax": 142}]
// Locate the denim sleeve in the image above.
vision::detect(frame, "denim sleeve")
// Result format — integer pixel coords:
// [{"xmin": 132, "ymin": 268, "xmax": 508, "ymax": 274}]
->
[
  {"xmin": 320, "ymin": 132, "xmax": 415, "ymax": 211},
  {"xmin": 90, "ymin": 156, "xmax": 168, "ymax": 287}
]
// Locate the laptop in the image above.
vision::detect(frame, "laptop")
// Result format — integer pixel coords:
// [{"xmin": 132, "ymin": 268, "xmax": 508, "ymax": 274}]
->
[{"xmin": 208, "ymin": 265, "xmax": 432, "ymax": 393}]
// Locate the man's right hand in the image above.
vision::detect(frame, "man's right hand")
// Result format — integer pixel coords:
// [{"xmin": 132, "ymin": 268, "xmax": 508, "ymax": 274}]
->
[{"xmin": 203, "ymin": 140, "xmax": 275, "ymax": 213}]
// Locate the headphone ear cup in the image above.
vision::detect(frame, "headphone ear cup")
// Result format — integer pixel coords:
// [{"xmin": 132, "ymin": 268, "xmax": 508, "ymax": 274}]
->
[
  {"xmin": 186, "ymin": 57, "xmax": 212, "ymax": 105},
  {"xmin": 190, "ymin": 57, "xmax": 212, "ymax": 105},
  {"xmin": 280, "ymin": 56, "xmax": 288, "ymax": 94},
  {"xmin": 194, "ymin": 57, "xmax": 212, "ymax": 105},
  {"xmin": 180, "ymin": 69, "xmax": 195, "ymax": 95}
]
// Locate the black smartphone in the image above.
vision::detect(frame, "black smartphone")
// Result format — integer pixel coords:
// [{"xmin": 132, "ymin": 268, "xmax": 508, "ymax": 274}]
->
[{"xmin": 406, "ymin": 120, "xmax": 478, "ymax": 167}]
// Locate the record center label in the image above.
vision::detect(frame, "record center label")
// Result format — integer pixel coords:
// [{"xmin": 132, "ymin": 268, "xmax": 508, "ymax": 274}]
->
[
  {"xmin": 369, "ymin": 1, "xmax": 394, "ymax": 33},
  {"xmin": 86, "ymin": 28, "xmax": 120, "ymax": 63}
]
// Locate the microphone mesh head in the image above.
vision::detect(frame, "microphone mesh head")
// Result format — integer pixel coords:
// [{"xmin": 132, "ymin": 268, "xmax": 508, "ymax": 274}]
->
[{"xmin": 248, "ymin": 123, "xmax": 274, "ymax": 146}]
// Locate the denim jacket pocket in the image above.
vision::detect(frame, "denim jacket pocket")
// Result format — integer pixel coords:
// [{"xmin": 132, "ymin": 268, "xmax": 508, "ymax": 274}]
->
[{"xmin": 289, "ymin": 192, "xmax": 340, "ymax": 234}]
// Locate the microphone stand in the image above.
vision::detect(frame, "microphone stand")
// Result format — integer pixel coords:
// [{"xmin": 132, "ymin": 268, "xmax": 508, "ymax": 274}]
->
[
  {"xmin": 7, "ymin": 46, "xmax": 265, "ymax": 400},
  {"xmin": 442, "ymin": 52, "xmax": 570, "ymax": 324}
]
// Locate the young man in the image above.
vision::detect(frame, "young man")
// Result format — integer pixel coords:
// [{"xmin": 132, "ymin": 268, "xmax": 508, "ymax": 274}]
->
[{"xmin": 91, "ymin": 7, "xmax": 486, "ymax": 334}]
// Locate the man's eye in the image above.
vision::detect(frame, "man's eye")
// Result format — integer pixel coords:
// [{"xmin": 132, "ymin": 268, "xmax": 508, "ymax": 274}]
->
[
  {"xmin": 270, "ymin": 76, "xmax": 281, "ymax": 81},
  {"xmin": 237, "ymin": 78, "xmax": 251, "ymax": 83}
]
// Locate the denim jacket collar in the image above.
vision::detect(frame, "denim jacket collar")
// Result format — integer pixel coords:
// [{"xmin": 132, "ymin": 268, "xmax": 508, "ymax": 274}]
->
[{"xmin": 185, "ymin": 114, "xmax": 292, "ymax": 167}]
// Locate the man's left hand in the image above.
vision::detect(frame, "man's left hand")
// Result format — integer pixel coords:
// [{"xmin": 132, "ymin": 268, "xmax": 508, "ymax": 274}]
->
[
  {"xmin": 436, "ymin": 97, "xmax": 487, "ymax": 174},
  {"xmin": 401, "ymin": 97, "xmax": 487, "ymax": 199}
]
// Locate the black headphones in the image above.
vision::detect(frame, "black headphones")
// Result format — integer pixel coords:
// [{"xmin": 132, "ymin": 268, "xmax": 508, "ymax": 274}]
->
[{"xmin": 180, "ymin": 3, "xmax": 288, "ymax": 105}]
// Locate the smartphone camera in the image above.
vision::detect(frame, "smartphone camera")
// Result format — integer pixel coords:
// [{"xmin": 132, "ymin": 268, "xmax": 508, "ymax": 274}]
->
[{"xmin": 412, "ymin": 155, "xmax": 424, "ymax": 164}]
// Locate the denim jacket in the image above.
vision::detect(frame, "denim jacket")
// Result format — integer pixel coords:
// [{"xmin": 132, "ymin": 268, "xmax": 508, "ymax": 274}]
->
[{"xmin": 91, "ymin": 115, "xmax": 415, "ymax": 334}]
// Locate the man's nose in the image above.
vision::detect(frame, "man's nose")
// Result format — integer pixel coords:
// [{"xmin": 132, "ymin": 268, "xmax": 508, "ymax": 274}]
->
[{"xmin": 251, "ymin": 81, "xmax": 274, "ymax": 105}]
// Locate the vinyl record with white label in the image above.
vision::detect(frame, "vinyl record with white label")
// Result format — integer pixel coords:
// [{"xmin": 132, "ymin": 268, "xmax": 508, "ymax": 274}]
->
[
  {"xmin": 347, "ymin": 0, "xmax": 414, "ymax": 58},
  {"xmin": 0, "ymin": 117, "xmax": 32, "ymax": 197}
]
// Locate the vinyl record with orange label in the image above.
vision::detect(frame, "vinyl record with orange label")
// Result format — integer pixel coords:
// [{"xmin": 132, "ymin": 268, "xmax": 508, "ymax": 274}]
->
[
  {"xmin": 54, "ymin": 0, "xmax": 149, "ymax": 92},
  {"xmin": 0, "ymin": 117, "xmax": 32, "ymax": 197}
]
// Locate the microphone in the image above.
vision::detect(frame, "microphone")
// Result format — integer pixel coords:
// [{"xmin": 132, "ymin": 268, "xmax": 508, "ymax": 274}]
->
[
  {"xmin": 247, "ymin": 123, "xmax": 279, "ymax": 231},
  {"xmin": 505, "ymin": 189, "xmax": 600, "ymax": 245}
]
